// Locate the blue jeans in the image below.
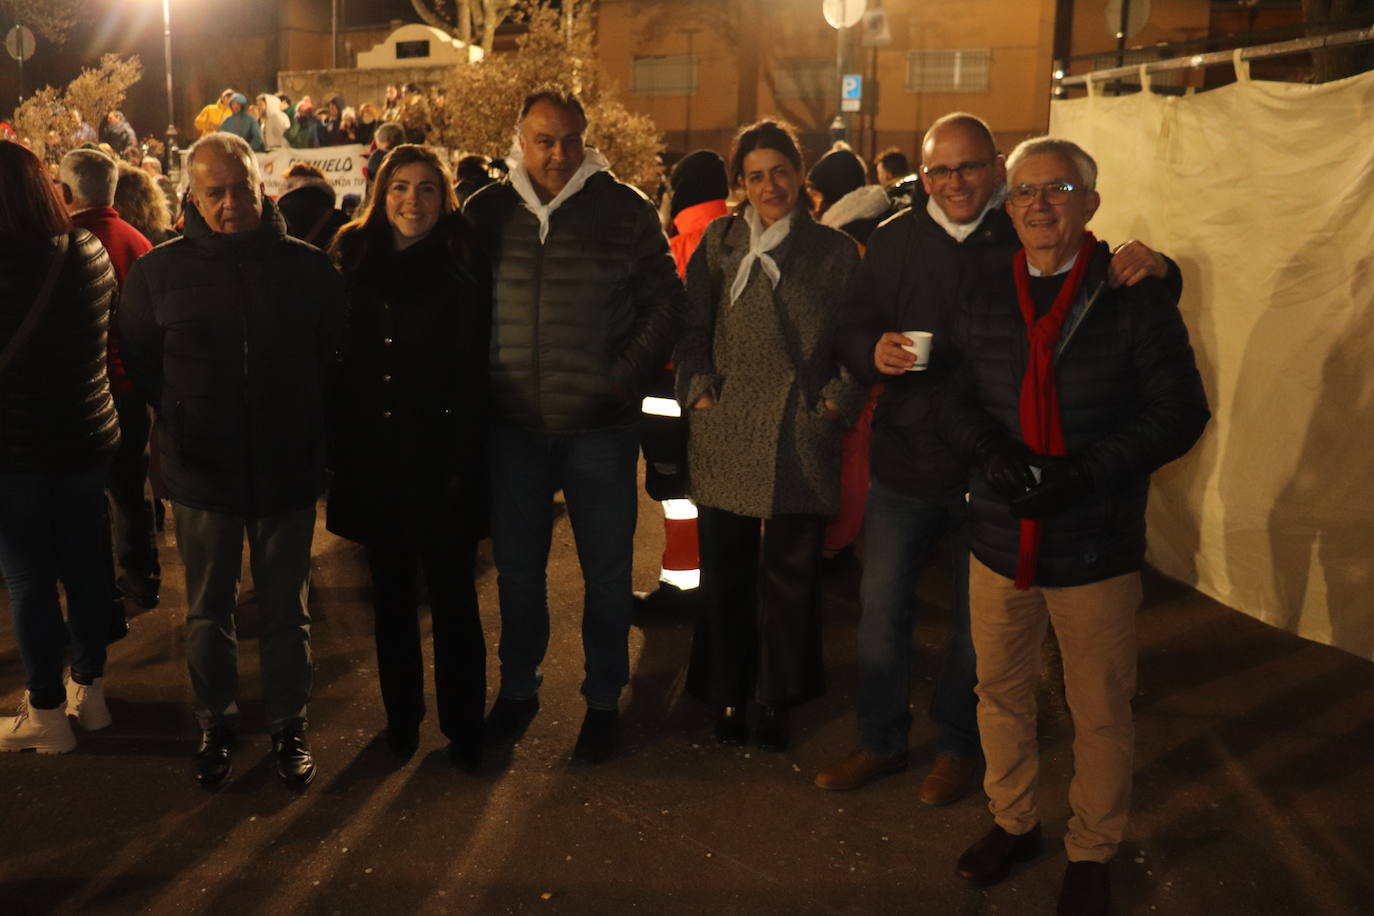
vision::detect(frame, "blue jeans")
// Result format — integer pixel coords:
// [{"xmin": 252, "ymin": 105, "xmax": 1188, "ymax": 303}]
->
[
  {"xmin": 0, "ymin": 463, "xmax": 111, "ymax": 709},
  {"xmin": 173, "ymin": 503, "xmax": 316, "ymax": 733},
  {"xmin": 857, "ymin": 480, "xmax": 979, "ymax": 759},
  {"xmin": 488, "ymin": 424, "xmax": 639, "ymax": 711}
]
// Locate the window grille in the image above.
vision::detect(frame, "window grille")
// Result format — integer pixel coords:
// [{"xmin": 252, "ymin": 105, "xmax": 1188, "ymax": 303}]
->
[
  {"xmin": 632, "ymin": 55, "xmax": 698, "ymax": 96},
  {"xmin": 905, "ymin": 49, "xmax": 992, "ymax": 93}
]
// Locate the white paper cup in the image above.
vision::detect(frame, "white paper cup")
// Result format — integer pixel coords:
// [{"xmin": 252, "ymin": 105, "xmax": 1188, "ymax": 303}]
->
[{"xmin": 901, "ymin": 331, "xmax": 934, "ymax": 371}]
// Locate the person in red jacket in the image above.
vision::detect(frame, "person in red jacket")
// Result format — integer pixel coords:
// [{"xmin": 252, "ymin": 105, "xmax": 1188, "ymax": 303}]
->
[
  {"xmin": 636, "ymin": 151, "xmax": 730, "ymax": 614},
  {"xmin": 59, "ymin": 149, "xmax": 161, "ymax": 612}
]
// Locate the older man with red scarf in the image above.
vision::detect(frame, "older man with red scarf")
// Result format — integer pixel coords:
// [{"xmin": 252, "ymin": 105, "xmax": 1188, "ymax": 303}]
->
[{"xmin": 940, "ymin": 137, "xmax": 1210, "ymax": 916}]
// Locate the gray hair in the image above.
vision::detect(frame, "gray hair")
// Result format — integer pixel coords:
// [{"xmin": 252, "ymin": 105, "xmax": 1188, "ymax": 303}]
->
[
  {"xmin": 186, "ymin": 131, "xmax": 261, "ymax": 184},
  {"xmin": 374, "ymin": 122, "xmax": 405, "ymax": 149},
  {"xmin": 59, "ymin": 148, "xmax": 118, "ymax": 207},
  {"xmin": 1005, "ymin": 137, "xmax": 1098, "ymax": 192}
]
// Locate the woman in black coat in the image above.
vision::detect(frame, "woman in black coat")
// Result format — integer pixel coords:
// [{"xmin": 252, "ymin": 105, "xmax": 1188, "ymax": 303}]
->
[
  {"xmin": 327, "ymin": 144, "xmax": 491, "ymax": 768},
  {"xmin": 0, "ymin": 141, "xmax": 121, "ymax": 753}
]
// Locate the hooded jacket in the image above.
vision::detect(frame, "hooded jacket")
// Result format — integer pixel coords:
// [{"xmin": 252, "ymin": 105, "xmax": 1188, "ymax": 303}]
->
[
  {"xmin": 258, "ymin": 95, "xmax": 291, "ymax": 149},
  {"xmin": 0, "ymin": 230, "xmax": 121, "ymax": 472},
  {"xmin": 277, "ymin": 177, "xmax": 348, "ymax": 249},
  {"xmin": 218, "ymin": 95, "xmax": 266, "ymax": 152},
  {"xmin": 819, "ymin": 184, "xmax": 895, "ymax": 247},
  {"xmin": 463, "ymin": 149, "xmax": 684, "ymax": 433},
  {"xmin": 100, "ymin": 115, "xmax": 138, "ymax": 154},
  {"xmin": 118, "ymin": 196, "xmax": 345, "ymax": 516}
]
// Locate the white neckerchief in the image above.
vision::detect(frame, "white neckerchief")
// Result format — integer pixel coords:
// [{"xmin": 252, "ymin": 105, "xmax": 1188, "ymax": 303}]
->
[
  {"xmin": 1027, "ymin": 250, "xmax": 1080, "ymax": 277},
  {"xmin": 728, "ymin": 206, "xmax": 793, "ymax": 304},
  {"xmin": 926, "ymin": 184, "xmax": 1007, "ymax": 243},
  {"xmin": 506, "ymin": 140, "xmax": 610, "ymax": 244}
]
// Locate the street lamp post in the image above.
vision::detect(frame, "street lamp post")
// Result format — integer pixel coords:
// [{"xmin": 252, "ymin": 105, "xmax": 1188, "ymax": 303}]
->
[
  {"xmin": 823, "ymin": 0, "xmax": 865, "ymax": 141},
  {"xmin": 161, "ymin": 0, "xmax": 177, "ymax": 173}
]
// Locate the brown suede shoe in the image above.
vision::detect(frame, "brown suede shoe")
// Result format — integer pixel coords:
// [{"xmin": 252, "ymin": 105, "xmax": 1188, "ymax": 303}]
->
[
  {"xmin": 1056, "ymin": 860, "xmax": 1110, "ymax": 915},
  {"xmin": 919, "ymin": 752, "xmax": 980, "ymax": 806},
  {"xmin": 955, "ymin": 823, "xmax": 1043, "ymax": 887},
  {"xmin": 813, "ymin": 748, "xmax": 907, "ymax": 791}
]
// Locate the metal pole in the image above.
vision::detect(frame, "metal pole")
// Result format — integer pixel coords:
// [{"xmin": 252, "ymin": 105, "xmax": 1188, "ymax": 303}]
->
[
  {"xmin": 836, "ymin": 17, "xmax": 845, "ymax": 136},
  {"xmin": 162, "ymin": 0, "xmax": 176, "ymax": 169},
  {"xmin": 332, "ymin": 0, "xmax": 339, "ymax": 68}
]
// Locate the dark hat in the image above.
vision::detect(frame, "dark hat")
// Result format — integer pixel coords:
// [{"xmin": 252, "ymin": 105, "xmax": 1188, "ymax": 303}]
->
[
  {"xmin": 669, "ymin": 150, "xmax": 729, "ymax": 219},
  {"xmin": 806, "ymin": 146, "xmax": 866, "ymax": 209}
]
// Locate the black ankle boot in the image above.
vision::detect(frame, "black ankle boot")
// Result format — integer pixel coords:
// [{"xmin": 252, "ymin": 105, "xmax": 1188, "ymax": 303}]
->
[{"xmin": 755, "ymin": 705, "xmax": 789, "ymax": 751}]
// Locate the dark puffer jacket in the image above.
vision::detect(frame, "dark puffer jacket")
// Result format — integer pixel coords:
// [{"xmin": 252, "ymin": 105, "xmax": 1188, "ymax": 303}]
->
[
  {"xmin": 119, "ymin": 197, "xmax": 345, "ymax": 516},
  {"xmin": 464, "ymin": 171, "xmax": 683, "ymax": 432},
  {"xmin": 0, "ymin": 230, "xmax": 120, "ymax": 472},
  {"xmin": 941, "ymin": 242, "xmax": 1210, "ymax": 587},
  {"xmin": 835, "ymin": 197, "xmax": 1021, "ymax": 500}
]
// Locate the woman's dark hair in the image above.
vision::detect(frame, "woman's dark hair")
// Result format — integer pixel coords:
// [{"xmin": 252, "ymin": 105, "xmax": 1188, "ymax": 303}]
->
[
  {"xmin": 726, "ymin": 119, "xmax": 803, "ymax": 190},
  {"xmin": 329, "ymin": 144, "xmax": 467, "ymax": 275},
  {"xmin": 0, "ymin": 140, "xmax": 72, "ymax": 240}
]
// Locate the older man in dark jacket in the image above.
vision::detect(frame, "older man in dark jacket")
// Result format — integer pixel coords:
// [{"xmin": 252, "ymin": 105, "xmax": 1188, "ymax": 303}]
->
[
  {"xmin": 120, "ymin": 132, "xmax": 344, "ymax": 791},
  {"xmin": 941, "ymin": 138, "xmax": 1209, "ymax": 916},
  {"xmin": 464, "ymin": 89, "xmax": 683, "ymax": 764}
]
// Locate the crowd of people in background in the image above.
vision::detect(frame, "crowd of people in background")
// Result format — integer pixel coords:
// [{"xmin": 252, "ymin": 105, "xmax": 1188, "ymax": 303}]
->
[{"xmin": 0, "ymin": 80, "xmax": 1211, "ymax": 916}]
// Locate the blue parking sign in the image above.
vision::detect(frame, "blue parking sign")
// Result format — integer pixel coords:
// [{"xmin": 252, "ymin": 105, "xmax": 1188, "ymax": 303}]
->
[{"xmin": 841, "ymin": 74, "xmax": 862, "ymax": 100}]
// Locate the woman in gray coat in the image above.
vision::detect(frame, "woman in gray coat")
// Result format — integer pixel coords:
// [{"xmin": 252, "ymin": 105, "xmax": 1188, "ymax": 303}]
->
[{"xmin": 674, "ymin": 120, "xmax": 863, "ymax": 751}]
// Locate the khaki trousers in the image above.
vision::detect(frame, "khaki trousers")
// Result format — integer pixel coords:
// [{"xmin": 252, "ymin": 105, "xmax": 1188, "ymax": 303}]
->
[{"xmin": 969, "ymin": 554, "xmax": 1142, "ymax": 863}]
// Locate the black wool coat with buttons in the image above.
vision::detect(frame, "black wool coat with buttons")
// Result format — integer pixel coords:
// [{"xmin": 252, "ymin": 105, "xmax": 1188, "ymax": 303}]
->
[{"xmin": 325, "ymin": 220, "xmax": 492, "ymax": 544}]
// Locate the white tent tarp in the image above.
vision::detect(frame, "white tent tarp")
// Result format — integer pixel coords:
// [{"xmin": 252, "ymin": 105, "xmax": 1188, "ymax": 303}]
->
[{"xmin": 1050, "ymin": 64, "xmax": 1374, "ymax": 661}]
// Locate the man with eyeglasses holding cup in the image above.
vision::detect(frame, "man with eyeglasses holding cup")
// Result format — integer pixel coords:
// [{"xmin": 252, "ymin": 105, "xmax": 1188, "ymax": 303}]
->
[
  {"xmin": 940, "ymin": 137, "xmax": 1209, "ymax": 915},
  {"xmin": 821, "ymin": 112, "xmax": 1174, "ymax": 806}
]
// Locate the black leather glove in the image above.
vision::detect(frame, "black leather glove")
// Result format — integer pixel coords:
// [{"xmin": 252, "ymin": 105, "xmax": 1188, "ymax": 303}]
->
[
  {"xmin": 1011, "ymin": 455, "xmax": 1092, "ymax": 519},
  {"xmin": 973, "ymin": 432, "xmax": 1037, "ymax": 502}
]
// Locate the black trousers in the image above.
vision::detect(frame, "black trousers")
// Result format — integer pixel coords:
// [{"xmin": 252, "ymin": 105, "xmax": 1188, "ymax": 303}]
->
[
  {"xmin": 364, "ymin": 508, "xmax": 485, "ymax": 741},
  {"xmin": 690, "ymin": 506, "xmax": 826, "ymax": 707},
  {"xmin": 108, "ymin": 393, "xmax": 160, "ymax": 579}
]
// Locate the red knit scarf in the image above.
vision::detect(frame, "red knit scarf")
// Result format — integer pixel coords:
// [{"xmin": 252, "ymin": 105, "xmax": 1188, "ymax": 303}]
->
[{"xmin": 1011, "ymin": 232, "xmax": 1097, "ymax": 589}]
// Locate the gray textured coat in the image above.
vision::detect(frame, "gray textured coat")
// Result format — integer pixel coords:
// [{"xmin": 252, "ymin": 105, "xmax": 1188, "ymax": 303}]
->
[{"xmin": 675, "ymin": 210, "xmax": 863, "ymax": 518}]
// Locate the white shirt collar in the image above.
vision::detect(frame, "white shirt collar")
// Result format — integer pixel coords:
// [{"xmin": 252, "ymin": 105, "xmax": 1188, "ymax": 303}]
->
[
  {"xmin": 1026, "ymin": 250, "xmax": 1080, "ymax": 277},
  {"xmin": 925, "ymin": 184, "xmax": 1007, "ymax": 243}
]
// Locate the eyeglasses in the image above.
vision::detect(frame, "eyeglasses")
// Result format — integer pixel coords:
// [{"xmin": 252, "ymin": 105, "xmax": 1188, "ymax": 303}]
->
[
  {"xmin": 1007, "ymin": 181, "xmax": 1079, "ymax": 207},
  {"xmin": 920, "ymin": 160, "xmax": 991, "ymax": 183}
]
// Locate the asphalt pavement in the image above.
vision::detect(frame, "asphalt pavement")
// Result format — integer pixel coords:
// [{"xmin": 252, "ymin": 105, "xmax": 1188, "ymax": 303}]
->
[{"xmin": 0, "ymin": 483, "xmax": 1371, "ymax": 915}]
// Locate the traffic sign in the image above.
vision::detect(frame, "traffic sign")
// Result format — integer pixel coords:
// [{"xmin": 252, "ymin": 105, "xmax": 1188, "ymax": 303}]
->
[
  {"xmin": 841, "ymin": 74, "xmax": 862, "ymax": 100},
  {"xmin": 6, "ymin": 25, "xmax": 35, "ymax": 63}
]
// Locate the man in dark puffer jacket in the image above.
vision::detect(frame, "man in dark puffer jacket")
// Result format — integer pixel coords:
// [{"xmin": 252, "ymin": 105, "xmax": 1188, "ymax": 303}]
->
[
  {"xmin": 941, "ymin": 138, "xmax": 1209, "ymax": 915},
  {"xmin": 120, "ymin": 132, "xmax": 344, "ymax": 792},
  {"xmin": 464, "ymin": 89, "xmax": 683, "ymax": 764}
]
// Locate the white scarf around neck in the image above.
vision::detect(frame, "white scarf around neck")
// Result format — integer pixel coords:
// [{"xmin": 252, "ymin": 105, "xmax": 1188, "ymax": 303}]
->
[
  {"xmin": 926, "ymin": 184, "xmax": 1007, "ymax": 242},
  {"xmin": 506, "ymin": 140, "xmax": 611, "ymax": 243},
  {"xmin": 729, "ymin": 206, "xmax": 793, "ymax": 304}
]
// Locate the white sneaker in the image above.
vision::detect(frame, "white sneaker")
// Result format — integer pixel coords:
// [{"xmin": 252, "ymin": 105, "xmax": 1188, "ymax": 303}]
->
[
  {"xmin": 65, "ymin": 676, "xmax": 112, "ymax": 731},
  {"xmin": 0, "ymin": 693, "xmax": 77, "ymax": 754}
]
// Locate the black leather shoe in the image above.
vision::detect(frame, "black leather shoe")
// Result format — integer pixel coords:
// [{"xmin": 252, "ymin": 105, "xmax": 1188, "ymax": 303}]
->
[
  {"xmin": 714, "ymin": 705, "xmax": 747, "ymax": 745},
  {"xmin": 1057, "ymin": 860, "xmax": 1110, "ymax": 915},
  {"xmin": 572, "ymin": 708, "xmax": 619, "ymax": 764},
  {"xmin": 754, "ymin": 705, "xmax": 790, "ymax": 752},
  {"xmin": 447, "ymin": 719, "xmax": 484, "ymax": 771},
  {"xmin": 272, "ymin": 728, "xmax": 317, "ymax": 788},
  {"xmin": 194, "ymin": 725, "xmax": 235, "ymax": 790},
  {"xmin": 484, "ymin": 695, "xmax": 539, "ymax": 744},
  {"xmin": 385, "ymin": 719, "xmax": 420, "ymax": 760},
  {"xmin": 956, "ymin": 823, "xmax": 1043, "ymax": 887}
]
